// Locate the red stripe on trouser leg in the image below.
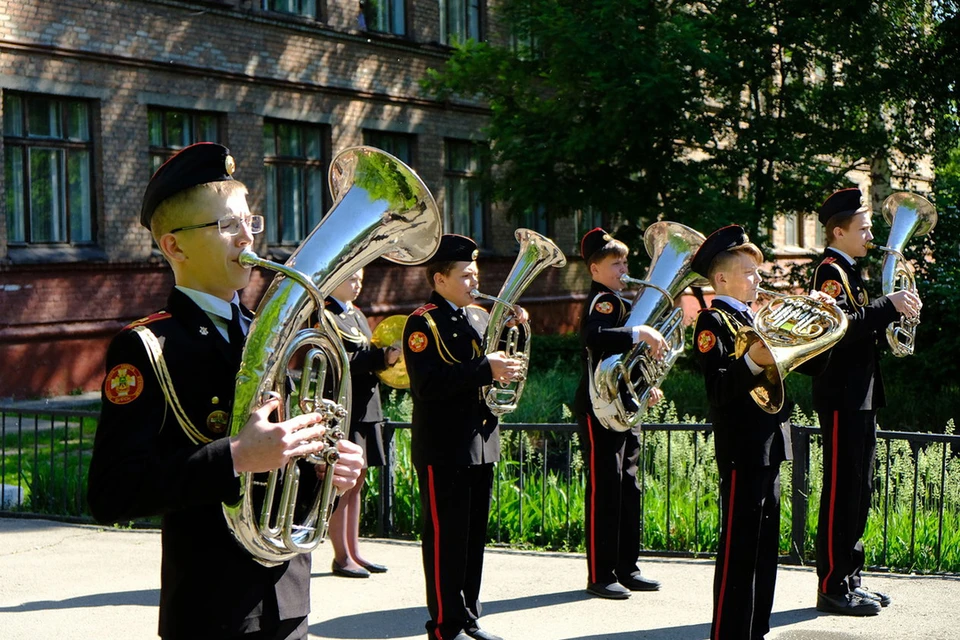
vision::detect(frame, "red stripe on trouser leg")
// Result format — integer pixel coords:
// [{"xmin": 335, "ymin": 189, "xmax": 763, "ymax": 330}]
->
[
  {"xmin": 427, "ymin": 466, "xmax": 444, "ymax": 640},
  {"xmin": 714, "ymin": 469, "xmax": 737, "ymax": 640},
  {"xmin": 586, "ymin": 414, "xmax": 598, "ymax": 583},
  {"xmin": 820, "ymin": 411, "xmax": 839, "ymax": 594}
]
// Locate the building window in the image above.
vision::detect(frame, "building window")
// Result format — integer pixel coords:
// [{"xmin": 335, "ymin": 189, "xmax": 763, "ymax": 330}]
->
[
  {"xmin": 264, "ymin": 0, "xmax": 317, "ymax": 18},
  {"xmin": 361, "ymin": 0, "xmax": 405, "ymax": 35},
  {"xmin": 363, "ymin": 130, "xmax": 415, "ymax": 167},
  {"xmin": 814, "ymin": 214, "xmax": 826, "ymax": 248},
  {"xmin": 263, "ymin": 120, "xmax": 327, "ymax": 245},
  {"xmin": 148, "ymin": 107, "xmax": 222, "ymax": 175},
  {"xmin": 783, "ymin": 213, "xmax": 800, "ymax": 247},
  {"xmin": 444, "ymin": 139, "xmax": 487, "ymax": 248},
  {"xmin": 574, "ymin": 207, "xmax": 605, "ymax": 253},
  {"xmin": 440, "ymin": 0, "xmax": 483, "ymax": 44},
  {"xmin": 518, "ymin": 204, "xmax": 549, "ymax": 236},
  {"xmin": 3, "ymin": 93, "xmax": 95, "ymax": 245}
]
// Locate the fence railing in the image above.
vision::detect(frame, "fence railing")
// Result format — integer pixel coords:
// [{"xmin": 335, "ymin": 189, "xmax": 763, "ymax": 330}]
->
[{"xmin": 2, "ymin": 407, "xmax": 957, "ymax": 573}]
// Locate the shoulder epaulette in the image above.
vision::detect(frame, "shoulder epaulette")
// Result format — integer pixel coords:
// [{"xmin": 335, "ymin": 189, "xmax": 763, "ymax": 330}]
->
[
  {"xmin": 822, "ymin": 256, "xmax": 837, "ymax": 265},
  {"xmin": 412, "ymin": 303, "xmax": 438, "ymax": 317},
  {"xmin": 125, "ymin": 311, "xmax": 171, "ymax": 330}
]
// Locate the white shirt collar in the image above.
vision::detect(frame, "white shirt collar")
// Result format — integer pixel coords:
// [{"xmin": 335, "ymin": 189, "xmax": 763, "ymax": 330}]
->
[
  {"xmin": 829, "ymin": 247, "xmax": 856, "ymax": 265},
  {"xmin": 712, "ymin": 294, "xmax": 752, "ymax": 313},
  {"xmin": 176, "ymin": 285, "xmax": 239, "ymax": 321},
  {"xmin": 330, "ymin": 295, "xmax": 351, "ymax": 312}
]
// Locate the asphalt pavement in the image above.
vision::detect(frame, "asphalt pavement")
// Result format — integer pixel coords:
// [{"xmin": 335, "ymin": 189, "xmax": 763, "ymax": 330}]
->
[{"xmin": 0, "ymin": 517, "xmax": 957, "ymax": 640}]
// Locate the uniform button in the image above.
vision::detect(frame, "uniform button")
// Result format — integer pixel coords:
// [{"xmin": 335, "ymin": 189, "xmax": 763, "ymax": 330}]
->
[{"xmin": 211, "ymin": 396, "xmax": 219, "ymax": 405}]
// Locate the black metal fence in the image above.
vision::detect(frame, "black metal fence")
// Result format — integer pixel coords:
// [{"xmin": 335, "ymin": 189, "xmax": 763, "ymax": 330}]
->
[{"xmin": 2, "ymin": 407, "xmax": 957, "ymax": 573}]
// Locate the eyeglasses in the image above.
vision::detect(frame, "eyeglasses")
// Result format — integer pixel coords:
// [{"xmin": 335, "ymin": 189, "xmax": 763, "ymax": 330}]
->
[{"xmin": 170, "ymin": 214, "xmax": 264, "ymax": 237}]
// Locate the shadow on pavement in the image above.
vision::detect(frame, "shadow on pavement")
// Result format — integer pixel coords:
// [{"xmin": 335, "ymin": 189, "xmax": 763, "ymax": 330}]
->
[
  {"xmin": 0, "ymin": 588, "xmax": 159, "ymax": 613},
  {"xmin": 310, "ymin": 590, "xmax": 589, "ymax": 639}
]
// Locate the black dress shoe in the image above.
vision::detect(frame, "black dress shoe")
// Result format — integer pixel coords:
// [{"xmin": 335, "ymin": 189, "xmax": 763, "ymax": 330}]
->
[
  {"xmin": 464, "ymin": 627, "xmax": 504, "ymax": 640},
  {"xmin": 359, "ymin": 560, "xmax": 388, "ymax": 573},
  {"xmin": 854, "ymin": 586, "xmax": 891, "ymax": 607},
  {"xmin": 331, "ymin": 560, "xmax": 370, "ymax": 578},
  {"xmin": 816, "ymin": 591, "xmax": 881, "ymax": 616},
  {"xmin": 586, "ymin": 582, "xmax": 631, "ymax": 599},
  {"xmin": 619, "ymin": 572, "xmax": 661, "ymax": 592}
]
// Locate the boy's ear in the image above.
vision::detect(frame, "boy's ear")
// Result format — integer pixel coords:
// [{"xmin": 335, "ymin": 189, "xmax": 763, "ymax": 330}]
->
[
  {"xmin": 158, "ymin": 232, "xmax": 187, "ymax": 264},
  {"xmin": 588, "ymin": 261, "xmax": 598, "ymax": 277}
]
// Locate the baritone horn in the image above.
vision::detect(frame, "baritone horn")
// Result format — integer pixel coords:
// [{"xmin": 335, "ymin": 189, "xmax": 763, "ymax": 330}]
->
[
  {"xmin": 371, "ymin": 314, "xmax": 410, "ymax": 389},
  {"xmin": 735, "ymin": 290, "xmax": 847, "ymax": 414},
  {"xmin": 469, "ymin": 228, "xmax": 567, "ymax": 416},
  {"xmin": 589, "ymin": 221, "xmax": 707, "ymax": 433},
  {"xmin": 866, "ymin": 192, "xmax": 937, "ymax": 357},
  {"xmin": 223, "ymin": 146, "xmax": 441, "ymax": 566}
]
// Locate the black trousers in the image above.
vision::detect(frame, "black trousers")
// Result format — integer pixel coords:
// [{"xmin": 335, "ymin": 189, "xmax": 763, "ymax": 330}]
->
[
  {"xmin": 577, "ymin": 412, "xmax": 642, "ymax": 585},
  {"xmin": 416, "ymin": 463, "xmax": 493, "ymax": 640},
  {"xmin": 711, "ymin": 466, "xmax": 781, "ymax": 640},
  {"xmin": 816, "ymin": 409, "xmax": 877, "ymax": 595}
]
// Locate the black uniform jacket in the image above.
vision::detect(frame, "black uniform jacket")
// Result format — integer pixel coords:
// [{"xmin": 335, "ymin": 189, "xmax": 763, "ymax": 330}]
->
[
  {"xmin": 324, "ymin": 297, "xmax": 386, "ymax": 424},
  {"xmin": 811, "ymin": 248, "xmax": 900, "ymax": 412},
  {"xmin": 402, "ymin": 290, "xmax": 498, "ymax": 467},
  {"xmin": 87, "ymin": 288, "xmax": 309, "ymax": 638},
  {"xmin": 574, "ymin": 281, "xmax": 635, "ymax": 417},
  {"xmin": 693, "ymin": 300, "xmax": 793, "ymax": 473}
]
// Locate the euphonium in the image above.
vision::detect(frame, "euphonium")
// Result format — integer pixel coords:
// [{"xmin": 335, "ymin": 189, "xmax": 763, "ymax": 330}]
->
[
  {"xmin": 589, "ymin": 221, "xmax": 707, "ymax": 433},
  {"xmin": 866, "ymin": 192, "xmax": 937, "ymax": 357},
  {"xmin": 469, "ymin": 228, "xmax": 567, "ymax": 416},
  {"xmin": 223, "ymin": 146, "xmax": 441, "ymax": 566}
]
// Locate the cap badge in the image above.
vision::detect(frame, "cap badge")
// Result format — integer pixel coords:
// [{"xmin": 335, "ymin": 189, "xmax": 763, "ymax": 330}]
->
[{"xmin": 224, "ymin": 154, "xmax": 236, "ymax": 176}]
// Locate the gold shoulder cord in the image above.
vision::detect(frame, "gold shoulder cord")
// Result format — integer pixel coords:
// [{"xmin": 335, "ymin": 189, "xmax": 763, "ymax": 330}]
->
[
  {"xmin": 133, "ymin": 326, "xmax": 212, "ymax": 445},
  {"xmin": 324, "ymin": 309, "xmax": 367, "ymax": 345},
  {"xmin": 818, "ymin": 263, "xmax": 862, "ymax": 309},
  {"xmin": 421, "ymin": 311, "xmax": 462, "ymax": 364},
  {"xmin": 710, "ymin": 308, "xmax": 741, "ymax": 336}
]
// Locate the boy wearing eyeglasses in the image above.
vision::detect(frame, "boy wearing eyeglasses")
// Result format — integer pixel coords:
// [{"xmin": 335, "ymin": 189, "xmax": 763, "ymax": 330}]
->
[{"xmin": 88, "ymin": 142, "xmax": 363, "ymax": 640}]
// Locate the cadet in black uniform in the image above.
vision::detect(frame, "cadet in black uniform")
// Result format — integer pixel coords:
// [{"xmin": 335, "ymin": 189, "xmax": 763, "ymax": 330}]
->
[
  {"xmin": 691, "ymin": 225, "xmax": 822, "ymax": 640},
  {"xmin": 574, "ymin": 228, "xmax": 666, "ymax": 600},
  {"xmin": 325, "ymin": 268, "xmax": 400, "ymax": 578},
  {"xmin": 87, "ymin": 143, "xmax": 363, "ymax": 640},
  {"xmin": 811, "ymin": 188, "xmax": 920, "ymax": 616},
  {"xmin": 402, "ymin": 234, "xmax": 525, "ymax": 640}
]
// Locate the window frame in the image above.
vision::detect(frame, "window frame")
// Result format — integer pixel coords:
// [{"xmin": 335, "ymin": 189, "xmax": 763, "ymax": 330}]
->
[
  {"xmin": 361, "ymin": 0, "xmax": 407, "ymax": 36},
  {"xmin": 262, "ymin": 0, "xmax": 320, "ymax": 19},
  {"xmin": 147, "ymin": 106, "xmax": 224, "ymax": 175},
  {"xmin": 262, "ymin": 119, "xmax": 330, "ymax": 247},
  {"xmin": 362, "ymin": 129, "xmax": 417, "ymax": 168},
  {"xmin": 440, "ymin": 0, "xmax": 485, "ymax": 45},
  {"xmin": 443, "ymin": 138, "xmax": 489, "ymax": 249},
  {"xmin": 3, "ymin": 91, "xmax": 97, "ymax": 247}
]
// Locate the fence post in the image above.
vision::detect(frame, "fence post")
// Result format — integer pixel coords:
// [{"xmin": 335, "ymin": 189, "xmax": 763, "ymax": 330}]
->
[
  {"xmin": 789, "ymin": 424, "xmax": 810, "ymax": 565},
  {"xmin": 377, "ymin": 422, "xmax": 396, "ymax": 538}
]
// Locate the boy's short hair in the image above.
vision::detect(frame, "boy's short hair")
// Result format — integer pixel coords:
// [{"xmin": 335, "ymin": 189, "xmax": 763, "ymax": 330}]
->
[
  {"xmin": 150, "ymin": 180, "xmax": 248, "ymax": 242},
  {"xmin": 425, "ymin": 261, "xmax": 458, "ymax": 289},
  {"xmin": 824, "ymin": 214, "xmax": 858, "ymax": 246},
  {"xmin": 586, "ymin": 238, "xmax": 629, "ymax": 268},
  {"xmin": 707, "ymin": 243, "xmax": 763, "ymax": 283}
]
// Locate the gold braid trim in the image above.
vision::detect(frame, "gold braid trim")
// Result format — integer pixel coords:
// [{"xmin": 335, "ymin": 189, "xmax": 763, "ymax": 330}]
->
[
  {"xmin": 421, "ymin": 311, "xmax": 460, "ymax": 364},
  {"xmin": 132, "ymin": 326, "xmax": 212, "ymax": 445},
  {"xmin": 817, "ymin": 262, "xmax": 862, "ymax": 309}
]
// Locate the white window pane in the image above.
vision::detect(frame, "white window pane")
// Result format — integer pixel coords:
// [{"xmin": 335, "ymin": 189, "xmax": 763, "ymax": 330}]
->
[
  {"xmin": 68, "ymin": 150, "xmax": 92, "ymax": 242},
  {"xmin": 5, "ymin": 147, "xmax": 25, "ymax": 242},
  {"xmin": 29, "ymin": 148, "xmax": 66, "ymax": 242}
]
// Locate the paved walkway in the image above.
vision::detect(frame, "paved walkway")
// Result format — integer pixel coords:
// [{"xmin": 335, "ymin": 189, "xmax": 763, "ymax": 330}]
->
[{"xmin": 0, "ymin": 518, "xmax": 957, "ymax": 640}]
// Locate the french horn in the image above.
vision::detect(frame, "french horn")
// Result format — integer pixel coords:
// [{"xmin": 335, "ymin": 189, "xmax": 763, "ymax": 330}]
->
[
  {"xmin": 589, "ymin": 221, "xmax": 706, "ymax": 432},
  {"xmin": 735, "ymin": 288, "xmax": 847, "ymax": 414},
  {"xmin": 866, "ymin": 192, "xmax": 937, "ymax": 357},
  {"xmin": 223, "ymin": 146, "xmax": 441, "ymax": 566},
  {"xmin": 470, "ymin": 228, "xmax": 567, "ymax": 416},
  {"xmin": 370, "ymin": 314, "xmax": 410, "ymax": 389}
]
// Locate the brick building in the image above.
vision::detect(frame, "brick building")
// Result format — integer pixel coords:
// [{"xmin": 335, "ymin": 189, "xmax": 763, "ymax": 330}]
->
[{"xmin": 0, "ymin": 0, "xmax": 594, "ymax": 399}]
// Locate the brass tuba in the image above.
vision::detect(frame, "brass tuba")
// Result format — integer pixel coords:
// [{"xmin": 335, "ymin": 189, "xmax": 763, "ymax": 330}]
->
[
  {"xmin": 223, "ymin": 146, "xmax": 441, "ymax": 566},
  {"xmin": 589, "ymin": 221, "xmax": 706, "ymax": 433},
  {"xmin": 469, "ymin": 229, "xmax": 567, "ymax": 416},
  {"xmin": 866, "ymin": 192, "xmax": 937, "ymax": 357},
  {"xmin": 735, "ymin": 288, "xmax": 848, "ymax": 414}
]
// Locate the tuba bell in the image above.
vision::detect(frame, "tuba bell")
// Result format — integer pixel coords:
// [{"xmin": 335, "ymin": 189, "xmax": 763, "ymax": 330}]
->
[
  {"xmin": 469, "ymin": 228, "xmax": 567, "ymax": 416},
  {"xmin": 223, "ymin": 146, "xmax": 441, "ymax": 566},
  {"xmin": 866, "ymin": 192, "xmax": 937, "ymax": 357},
  {"xmin": 589, "ymin": 221, "xmax": 706, "ymax": 433},
  {"xmin": 735, "ymin": 289, "xmax": 848, "ymax": 414}
]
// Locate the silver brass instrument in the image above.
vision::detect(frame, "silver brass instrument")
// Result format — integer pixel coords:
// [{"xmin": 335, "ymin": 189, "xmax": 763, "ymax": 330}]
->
[
  {"xmin": 223, "ymin": 146, "xmax": 441, "ymax": 566},
  {"xmin": 590, "ymin": 221, "xmax": 707, "ymax": 432},
  {"xmin": 866, "ymin": 192, "xmax": 937, "ymax": 357},
  {"xmin": 735, "ymin": 292, "xmax": 847, "ymax": 414},
  {"xmin": 469, "ymin": 228, "xmax": 567, "ymax": 416}
]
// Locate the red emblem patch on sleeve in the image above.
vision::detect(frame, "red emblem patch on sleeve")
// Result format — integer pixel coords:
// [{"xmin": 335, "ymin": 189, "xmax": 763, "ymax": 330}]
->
[
  {"xmin": 821, "ymin": 280, "xmax": 842, "ymax": 299},
  {"xmin": 407, "ymin": 331, "xmax": 428, "ymax": 353},
  {"xmin": 104, "ymin": 364, "xmax": 144, "ymax": 405},
  {"xmin": 595, "ymin": 301, "xmax": 614, "ymax": 314},
  {"xmin": 697, "ymin": 330, "xmax": 716, "ymax": 353}
]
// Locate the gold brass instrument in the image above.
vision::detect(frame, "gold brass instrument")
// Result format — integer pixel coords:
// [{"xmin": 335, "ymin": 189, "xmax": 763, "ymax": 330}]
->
[
  {"xmin": 865, "ymin": 192, "xmax": 937, "ymax": 357},
  {"xmin": 735, "ymin": 292, "xmax": 847, "ymax": 414},
  {"xmin": 469, "ymin": 228, "xmax": 567, "ymax": 416},
  {"xmin": 589, "ymin": 221, "xmax": 707, "ymax": 433},
  {"xmin": 371, "ymin": 314, "xmax": 410, "ymax": 389},
  {"xmin": 223, "ymin": 146, "xmax": 441, "ymax": 566}
]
